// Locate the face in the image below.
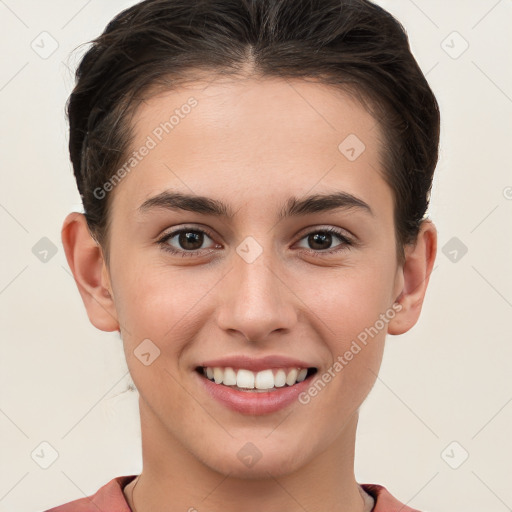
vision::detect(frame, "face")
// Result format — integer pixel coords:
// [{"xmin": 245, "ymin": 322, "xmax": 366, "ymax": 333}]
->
[{"xmin": 102, "ymin": 77, "xmax": 405, "ymax": 477}]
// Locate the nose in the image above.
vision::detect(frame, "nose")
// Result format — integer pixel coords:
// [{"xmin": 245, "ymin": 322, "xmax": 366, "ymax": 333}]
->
[{"xmin": 215, "ymin": 245, "xmax": 298, "ymax": 343}]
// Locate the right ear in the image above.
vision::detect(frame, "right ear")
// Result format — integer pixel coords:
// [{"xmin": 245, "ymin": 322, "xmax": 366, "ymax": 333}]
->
[{"xmin": 61, "ymin": 212, "xmax": 119, "ymax": 332}]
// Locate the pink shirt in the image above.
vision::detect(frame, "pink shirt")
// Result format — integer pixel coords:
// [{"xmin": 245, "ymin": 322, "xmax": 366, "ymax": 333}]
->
[{"xmin": 43, "ymin": 475, "xmax": 422, "ymax": 511}]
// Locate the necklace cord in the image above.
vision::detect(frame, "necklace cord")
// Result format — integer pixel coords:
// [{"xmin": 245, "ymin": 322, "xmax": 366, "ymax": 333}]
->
[
  {"xmin": 130, "ymin": 475, "xmax": 140, "ymax": 512},
  {"xmin": 129, "ymin": 476, "xmax": 373, "ymax": 512}
]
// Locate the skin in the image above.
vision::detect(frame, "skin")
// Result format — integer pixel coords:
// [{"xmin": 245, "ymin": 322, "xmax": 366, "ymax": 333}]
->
[{"xmin": 62, "ymin": 76, "xmax": 436, "ymax": 512}]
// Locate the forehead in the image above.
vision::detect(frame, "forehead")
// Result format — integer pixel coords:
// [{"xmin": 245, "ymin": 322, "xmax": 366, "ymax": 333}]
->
[{"xmin": 112, "ymin": 76, "xmax": 390, "ymax": 221}]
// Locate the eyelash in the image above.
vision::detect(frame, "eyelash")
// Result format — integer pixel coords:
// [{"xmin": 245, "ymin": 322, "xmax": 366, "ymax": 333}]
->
[{"xmin": 156, "ymin": 225, "xmax": 354, "ymax": 258}]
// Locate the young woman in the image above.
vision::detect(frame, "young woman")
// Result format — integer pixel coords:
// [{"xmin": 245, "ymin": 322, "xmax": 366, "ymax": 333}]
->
[{"xmin": 48, "ymin": 0, "xmax": 439, "ymax": 510}]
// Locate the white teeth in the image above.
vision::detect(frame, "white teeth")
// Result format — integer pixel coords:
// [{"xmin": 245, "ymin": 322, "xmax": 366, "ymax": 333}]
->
[
  {"xmin": 274, "ymin": 369, "xmax": 286, "ymax": 387},
  {"xmin": 236, "ymin": 369, "xmax": 255, "ymax": 389},
  {"xmin": 285, "ymin": 368, "xmax": 298, "ymax": 386},
  {"xmin": 213, "ymin": 367, "xmax": 223, "ymax": 384},
  {"xmin": 201, "ymin": 366, "xmax": 312, "ymax": 390},
  {"xmin": 296, "ymin": 368, "xmax": 308, "ymax": 382},
  {"xmin": 223, "ymin": 367, "xmax": 237, "ymax": 386},
  {"xmin": 255, "ymin": 369, "xmax": 274, "ymax": 390}
]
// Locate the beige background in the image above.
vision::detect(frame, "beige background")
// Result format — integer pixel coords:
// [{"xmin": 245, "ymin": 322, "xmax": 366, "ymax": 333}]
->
[{"xmin": 1, "ymin": 1, "xmax": 511, "ymax": 510}]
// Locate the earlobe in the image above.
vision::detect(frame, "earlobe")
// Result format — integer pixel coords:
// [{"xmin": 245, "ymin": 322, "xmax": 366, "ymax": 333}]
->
[
  {"xmin": 387, "ymin": 220, "xmax": 437, "ymax": 335},
  {"xmin": 61, "ymin": 212, "xmax": 120, "ymax": 332}
]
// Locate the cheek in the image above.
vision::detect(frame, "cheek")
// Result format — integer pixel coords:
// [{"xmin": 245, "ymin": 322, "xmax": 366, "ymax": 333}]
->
[
  {"xmin": 111, "ymin": 258, "xmax": 216, "ymax": 341},
  {"xmin": 111, "ymin": 264, "xmax": 205, "ymax": 417},
  {"xmin": 297, "ymin": 263, "xmax": 396, "ymax": 340},
  {"xmin": 295, "ymin": 262, "xmax": 395, "ymax": 402}
]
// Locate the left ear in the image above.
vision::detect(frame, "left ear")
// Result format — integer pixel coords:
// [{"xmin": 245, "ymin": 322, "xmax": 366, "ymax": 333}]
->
[{"xmin": 388, "ymin": 220, "xmax": 437, "ymax": 335}]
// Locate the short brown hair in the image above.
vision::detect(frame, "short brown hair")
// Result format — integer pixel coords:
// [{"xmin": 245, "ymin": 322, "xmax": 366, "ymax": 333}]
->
[{"xmin": 67, "ymin": 0, "xmax": 440, "ymax": 262}]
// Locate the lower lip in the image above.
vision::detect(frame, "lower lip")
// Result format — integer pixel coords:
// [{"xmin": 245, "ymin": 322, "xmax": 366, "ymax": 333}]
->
[{"xmin": 195, "ymin": 371, "xmax": 315, "ymax": 415}]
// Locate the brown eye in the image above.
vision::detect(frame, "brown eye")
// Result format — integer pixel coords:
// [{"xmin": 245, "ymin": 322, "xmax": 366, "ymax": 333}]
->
[
  {"xmin": 157, "ymin": 227, "xmax": 218, "ymax": 256},
  {"xmin": 307, "ymin": 232, "xmax": 335, "ymax": 251},
  {"xmin": 296, "ymin": 227, "xmax": 352, "ymax": 254},
  {"xmin": 176, "ymin": 230, "xmax": 205, "ymax": 251}
]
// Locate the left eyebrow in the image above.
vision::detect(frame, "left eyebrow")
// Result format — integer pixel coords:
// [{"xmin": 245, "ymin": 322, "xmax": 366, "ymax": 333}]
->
[
  {"xmin": 137, "ymin": 190, "xmax": 373, "ymax": 219},
  {"xmin": 279, "ymin": 192, "xmax": 373, "ymax": 219}
]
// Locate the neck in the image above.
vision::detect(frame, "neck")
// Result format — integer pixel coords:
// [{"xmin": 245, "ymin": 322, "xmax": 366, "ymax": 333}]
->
[{"xmin": 125, "ymin": 398, "xmax": 367, "ymax": 512}]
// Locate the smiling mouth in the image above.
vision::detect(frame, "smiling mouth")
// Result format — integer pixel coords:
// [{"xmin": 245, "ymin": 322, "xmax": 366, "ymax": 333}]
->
[{"xmin": 195, "ymin": 366, "xmax": 318, "ymax": 392}]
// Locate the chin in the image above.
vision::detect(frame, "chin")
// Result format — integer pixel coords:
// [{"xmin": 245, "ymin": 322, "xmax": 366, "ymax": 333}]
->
[{"xmin": 197, "ymin": 440, "xmax": 313, "ymax": 480}]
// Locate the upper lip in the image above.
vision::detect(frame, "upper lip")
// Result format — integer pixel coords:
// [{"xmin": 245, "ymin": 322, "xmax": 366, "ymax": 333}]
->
[{"xmin": 197, "ymin": 355, "xmax": 317, "ymax": 372}]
